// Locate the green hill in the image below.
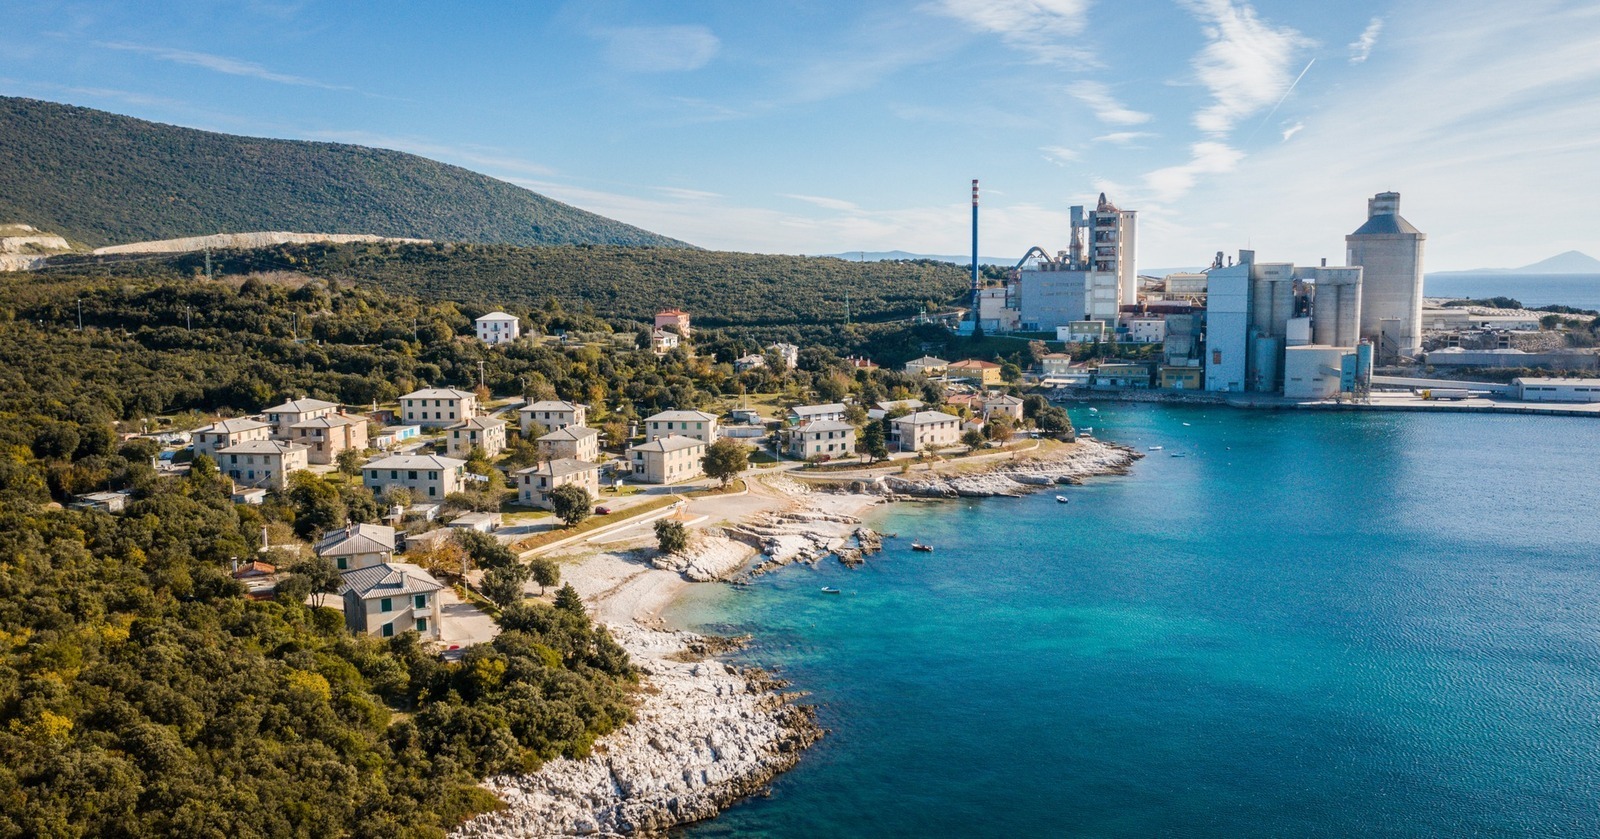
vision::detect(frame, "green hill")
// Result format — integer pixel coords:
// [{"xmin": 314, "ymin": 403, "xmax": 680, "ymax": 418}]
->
[{"xmin": 0, "ymin": 96, "xmax": 688, "ymax": 249}]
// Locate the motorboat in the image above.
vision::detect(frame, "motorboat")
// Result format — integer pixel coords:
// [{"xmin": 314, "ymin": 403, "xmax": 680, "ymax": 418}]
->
[
  {"xmin": 1055, "ymin": 495, "xmax": 1070, "ymax": 504},
  {"xmin": 1147, "ymin": 445, "xmax": 1163, "ymax": 451},
  {"xmin": 821, "ymin": 586, "xmax": 841, "ymax": 594},
  {"xmin": 911, "ymin": 542, "xmax": 934, "ymax": 552}
]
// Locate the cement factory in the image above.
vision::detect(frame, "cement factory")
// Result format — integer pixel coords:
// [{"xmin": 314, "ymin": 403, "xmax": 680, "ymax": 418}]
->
[{"xmin": 964, "ymin": 187, "xmax": 1600, "ymax": 405}]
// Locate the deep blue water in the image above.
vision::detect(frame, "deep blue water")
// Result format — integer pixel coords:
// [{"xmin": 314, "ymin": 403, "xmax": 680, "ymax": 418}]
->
[
  {"xmin": 666, "ymin": 404, "xmax": 1600, "ymax": 838},
  {"xmin": 1426, "ymin": 272, "xmax": 1600, "ymax": 311}
]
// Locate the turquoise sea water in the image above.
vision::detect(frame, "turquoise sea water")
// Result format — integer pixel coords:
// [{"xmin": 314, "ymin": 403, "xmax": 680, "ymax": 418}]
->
[
  {"xmin": 666, "ymin": 405, "xmax": 1600, "ymax": 838},
  {"xmin": 1425, "ymin": 272, "xmax": 1600, "ymax": 311}
]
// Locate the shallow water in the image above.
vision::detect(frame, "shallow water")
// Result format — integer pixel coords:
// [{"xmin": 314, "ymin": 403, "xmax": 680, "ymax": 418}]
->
[{"xmin": 667, "ymin": 404, "xmax": 1600, "ymax": 838}]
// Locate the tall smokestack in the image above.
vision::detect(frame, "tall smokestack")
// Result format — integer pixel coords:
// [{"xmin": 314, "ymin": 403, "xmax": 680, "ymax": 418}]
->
[{"xmin": 971, "ymin": 179, "xmax": 980, "ymax": 326}]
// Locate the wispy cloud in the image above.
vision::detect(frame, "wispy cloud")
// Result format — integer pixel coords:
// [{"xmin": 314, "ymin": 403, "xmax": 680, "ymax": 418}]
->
[
  {"xmin": 1280, "ymin": 121, "xmax": 1304, "ymax": 141},
  {"xmin": 655, "ymin": 186, "xmax": 722, "ymax": 201},
  {"xmin": 1040, "ymin": 145, "xmax": 1080, "ymax": 164},
  {"xmin": 782, "ymin": 194, "xmax": 862, "ymax": 212},
  {"xmin": 1181, "ymin": 0, "xmax": 1311, "ymax": 136},
  {"xmin": 1349, "ymin": 17, "xmax": 1383, "ymax": 64},
  {"xmin": 596, "ymin": 25, "xmax": 719, "ymax": 73},
  {"xmin": 930, "ymin": 0, "xmax": 1094, "ymax": 63},
  {"xmin": 97, "ymin": 41, "xmax": 350, "ymax": 90},
  {"xmin": 1093, "ymin": 131, "xmax": 1157, "ymax": 145},
  {"xmin": 1142, "ymin": 141, "xmax": 1244, "ymax": 203},
  {"xmin": 1068, "ymin": 81, "xmax": 1152, "ymax": 125}
]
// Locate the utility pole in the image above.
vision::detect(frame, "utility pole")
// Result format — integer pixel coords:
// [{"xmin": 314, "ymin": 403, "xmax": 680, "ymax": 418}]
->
[
  {"xmin": 76, "ymin": 298, "xmax": 82, "ymax": 330},
  {"xmin": 185, "ymin": 305, "xmax": 192, "ymax": 330},
  {"xmin": 204, "ymin": 248, "xmax": 212, "ymax": 281},
  {"xmin": 477, "ymin": 360, "xmax": 486, "ymax": 389}
]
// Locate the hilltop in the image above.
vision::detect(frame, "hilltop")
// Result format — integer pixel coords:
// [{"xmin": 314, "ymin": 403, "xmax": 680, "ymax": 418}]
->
[
  {"xmin": 0, "ymin": 96, "xmax": 687, "ymax": 249},
  {"xmin": 1431, "ymin": 250, "xmax": 1600, "ymax": 276}
]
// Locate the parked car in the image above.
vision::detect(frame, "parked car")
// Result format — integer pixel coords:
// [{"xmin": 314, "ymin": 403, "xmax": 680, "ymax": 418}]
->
[{"xmin": 594, "ymin": 505, "xmax": 612, "ymax": 515}]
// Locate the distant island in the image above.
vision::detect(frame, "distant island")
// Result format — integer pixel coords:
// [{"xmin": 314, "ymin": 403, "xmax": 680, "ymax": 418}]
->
[{"xmin": 1430, "ymin": 250, "xmax": 1600, "ymax": 276}]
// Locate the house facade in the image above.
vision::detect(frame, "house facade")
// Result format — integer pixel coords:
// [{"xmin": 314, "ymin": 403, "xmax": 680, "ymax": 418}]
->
[
  {"xmin": 399, "ymin": 388, "xmax": 478, "ymax": 428},
  {"xmin": 362, "ymin": 454, "xmax": 468, "ymax": 501},
  {"xmin": 767, "ymin": 343, "xmax": 799, "ymax": 369},
  {"xmin": 891, "ymin": 411, "xmax": 963, "ymax": 452},
  {"xmin": 904, "ymin": 356, "xmax": 950, "ymax": 376},
  {"xmin": 447, "ymin": 416, "xmax": 507, "ymax": 458},
  {"xmin": 654, "ymin": 308, "xmax": 692, "ymax": 337},
  {"xmin": 475, "ymin": 311, "xmax": 520, "ymax": 345},
  {"xmin": 217, "ymin": 440, "xmax": 309, "ymax": 490},
  {"xmin": 788, "ymin": 420, "xmax": 857, "ymax": 460},
  {"xmin": 651, "ymin": 329, "xmax": 681, "ymax": 354},
  {"xmin": 537, "ymin": 425, "xmax": 600, "ymax": 462},
  {"xmin": 289, "ymin": 413, "xmax": 369, "ymax": 465},
  {"xmin": 519, "ymin": 400, "xmax": 587, "ymax": 434},
  {"xmin": 948, "ymin": 359, "xmax": 1004, "ymax": 385},
  {"xmin": 262, "ymin": 398, "xmax": 340, "ymax": 438},
  {"xmin": 192, "ymin": 417, "xmax": 273, "ymax": 461},
  {"xmin": 644, "ymin": 410, "xmax": 718, "ymax": 444},
  {"xmin": 339, "ymin": 562, "xmax": 444, "ymax": 640},
  {"xmin": 514, "ymin": 459, "xmax": 602, "ymax": 509},
  {"xmin": 982, "ymin": 394, "xmax": 1025, "ymax": 421},
  {"xmin": 788, "ymin": 403, "xmax": 847, "ymax": 424},
  {"xmin": 628, "ymin": 435, "xmax": 706, "ymax": 484},
  {"xmin": 315, "ymin": 522, "xmax": 396, "ymax": 573}
]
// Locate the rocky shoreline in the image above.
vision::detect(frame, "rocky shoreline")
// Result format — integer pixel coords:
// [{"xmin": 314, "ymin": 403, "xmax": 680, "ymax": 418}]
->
[{"xmin": 864, "ymin": 437, "xmax": 1141, "ymax": 499}]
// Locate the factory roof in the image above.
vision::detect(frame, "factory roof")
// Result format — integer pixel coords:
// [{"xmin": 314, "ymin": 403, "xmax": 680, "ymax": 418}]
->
[
  {"xmin": 1513, "ymin": 377, "xmax": 1600, "ymax": 387},
  {"xmin": 1350, "ymin": 213, "xmax": 1422, "ymax": 236}
]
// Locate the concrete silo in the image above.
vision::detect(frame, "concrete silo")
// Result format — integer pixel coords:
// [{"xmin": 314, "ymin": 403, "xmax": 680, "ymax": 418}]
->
[
  {"xmin": 1347, "ymin": 192, "xmax": 1425, "ymax": 361},
  {"xmin": 1305, "ymin": 266, "xmax": 1363, "ymax": 347}
]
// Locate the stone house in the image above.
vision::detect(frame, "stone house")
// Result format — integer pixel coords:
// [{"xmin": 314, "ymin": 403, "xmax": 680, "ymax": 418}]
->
[
  {"xmin": 514, "ymin": 459, "xmax": 602, "ymax": 509},
  {"xmin": 398, "ymin": 388, "xmax": 478, "ymax": 428},
  {"xmin": 627, "ymin": 435, "xmax": 706, "ymax": 484}
]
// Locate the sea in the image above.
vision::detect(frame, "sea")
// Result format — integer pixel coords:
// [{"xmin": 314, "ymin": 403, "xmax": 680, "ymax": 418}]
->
[
  {"xmin": 1425, "ymin": 272, "xmax": 1600, "ymax": 311},
  {"xmin": 667, "ymin": 404, "xmax": 1600, "ymax": 838}
]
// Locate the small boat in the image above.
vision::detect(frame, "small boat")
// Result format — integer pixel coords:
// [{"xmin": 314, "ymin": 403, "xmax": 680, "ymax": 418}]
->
[
  {"xmin": 1147, "ymin": 445, "xmax": 1164, "ymax": 451},
  {"xmin": 821, "ymin": 586, "xmax": 841, "ymax": 595},
  {"xmin": 1182, "ymin": 422, "xmax": 1192, "ymax": 427},
  {"xmin": 1055, "ymin": 495, "xmax": 1070, "ymax": 504},
  {"xmin": 1088, "ymin": 407, "xmax": 1099, "ymax": 414},
  {"xmin": 911, "ymin": 542, "xmax": 934, "ymax": 552},
  {"xmin": 1170, "ymin": 452, "xmax": 1187, "ymax": 458}
]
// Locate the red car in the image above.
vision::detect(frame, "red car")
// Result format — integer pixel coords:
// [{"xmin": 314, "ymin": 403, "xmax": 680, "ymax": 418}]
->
[{"xmin": 594, "ymin": 506, "xmax": 612, "ymax": 515}]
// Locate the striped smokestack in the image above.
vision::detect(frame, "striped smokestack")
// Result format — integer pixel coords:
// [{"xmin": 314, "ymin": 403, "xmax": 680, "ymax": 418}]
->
[{"xmin": 971, "ymin": 179, "xmax": 980, "ymax": 327}]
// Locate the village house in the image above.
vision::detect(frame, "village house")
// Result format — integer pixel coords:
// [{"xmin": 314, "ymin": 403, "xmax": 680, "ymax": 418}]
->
[
  {"xmin": 519, "ymin": 399, "xmax": 588, "ymax": 434},
  {"xmin": 1039, "ymin": 353, "xmax": 1078, "ymax": 378},
  {"xmin": 315, "ymin": 522, "xmax": 396, "ymax": 573},
  {"xmin": 475, "ymin": 311, "xmax": 520, "ymax": 345},
  {"xmin": 514, "ymin": 459, "xmax": 602, "ymax": 509},
  {"xmin": 447, "ymin": 511, "xmax": 502, "ymax": 533},
  {"xmin": 788, "ymin": 419, "xmax": 857, "ymax": 460},
  {"xmin": 362, "ymin": 454, "xmax": 467, "ymax": 501},
  {"xmin": 904, "ymin": 355, "xmax": 950, "ymax": 376},
  {"xmin": 192, "ymin": 417, "xmax": 273, "ymax": 461},
  {"xmin": 628, "ymin": 435, "xmax": 706, "ymax": 484},
  {"xmin": 767, "ymin": 342, "xmax": 800, "ymax": 369},
  {"xmin": 262, "ymin": 398, "xmax": 341, "ymax": 438},
  {"xmin": 447, "ymin": 415, "xmax": 507, "ymax": 458},
  {"xmin": 651, "ymin": 329, "xmax": 681, "ymax": 354},
  {"xmin": 68, "ymin": 490, "xmax": 132, "ymax": 514},
  {"xmin": 891, "ymin": 411, "xmax": 963, "ymax": 452},
  {"xmin": 217, "ymin": 439, "xmax": 309, "ymax": 490},
  {"xmin": 398, "ymin": 388, "xmax": 478, "ymax": 428},
  {"xmin": 538, "ymin": 425, "xmax": 600, "ymax": 462},
  {"xmin": 232, "ymin": 561, "xmax": 279, "ymax": 601},
  {"xmin": 289, "ymin": 413, "xmax": 369, "ymax": 465},
  {"xmin": 734, "ymin": 354, "xmax": 766, "ymax": 372},
  {"xmin": 338, "ymin": 562, "xmax": 444, "ymax": 640},
  {"xmin": 868, "ymin": 398, "xmax": 925, "ymax": 420},
  {"xmin": 654, "ymin": 308, "xmax": 692, "ymax": 337},
  {"xmin": 788, "ymin": 403, "xmax": 847, "ymax": 424},
  {"xmin": 947, "ymin": 359, "xmax": 1004, "ymax": 386},
  {"xmin": 644, "ymin": 409, "xmax": 718, "ymax": 444},
  {"xmin": 982, "ymin": 393, "xmax": 1025, "ymax": 422}
]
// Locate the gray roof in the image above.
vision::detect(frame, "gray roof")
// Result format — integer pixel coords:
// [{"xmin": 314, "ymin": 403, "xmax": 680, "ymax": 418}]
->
[
  {"xmin": 316, "ymin": 523, "xmax": 396, "ymax": 556},
  {"xmin": 262, "ymin": 398, "xmax": 339, "ymax": 414},
  {"xmin": 630, "ymin": 435, "xmax": 707, "ymax": 453},
  {"xmin": 790, "ymin": 403, "xmax": 846, "ymax": 418},
  {"xmin": 984, "ymin": 394, "xmax": 1024, "ymax": 406},
  {"xmin": 452, "ymin": 416, "xmax": 506, "ymax": 430},
  {"xmin": 217, "ymin": 439, "xmax": 307, "ymax": 455},
  {"xmin": 400, "ymin": 388, "xmax": 476, "ymax": 400},
  {"xmin": 538, "ymin": 425, "xmax": 599, "ymax": 442},
  {"xmin": 198, "ymin": 417, "xmax": 272, "ymax": 434},
  {"xmin": 515, "ymin": 458, "xmax": 601, "ymax": 478},
  {"xmin": 291, "ymin": 413, "xmax": 364, "ymax": 429},
  {"xmin": 337, "ymin": 562, "xmax": 443, "ymax": 598},
  {"xmin": 364, "ymin": 454, "xmax": 466, "ymax": 471},
  {"xmin": 1350, "ymin": 213, "xmax": 1422, "ymax": 236},
  {"xmin": 476, "ymin": 311, "xmax": 517, "ymax": 321},
  {"xmin": 646, "ymin": 409, "xmax": 717, "ymax": 422},
  {"xmin": 522, "ymin": 400, "xmax": 585, "ymax": 413},
  {"xmin": 795, "ymin": 419, "xmax": 856, "ymax": 433},
  {"xmin": 893, "ymin": 410, "xmax": 962, "ymax": 425},
  {"xmin": 907, "ymin": 355, "xmax": 949, "ymax": 366}
]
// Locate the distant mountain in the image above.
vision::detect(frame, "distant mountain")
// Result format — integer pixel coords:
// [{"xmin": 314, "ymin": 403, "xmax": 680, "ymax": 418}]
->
[
  {"xmin": 816, "ymin": 250, "xmax": 1014, "ymax": 266},
  {"xmin": 0, "ymin": 96, "xmax": 688, "ymax": 249},
  {"xmin": 1430, "ymin": 250, "xmax": 1600, "ymax": 276}
]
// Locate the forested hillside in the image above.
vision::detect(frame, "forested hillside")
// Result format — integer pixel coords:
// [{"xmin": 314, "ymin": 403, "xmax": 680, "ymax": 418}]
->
[
  {"xmin": 0, "ymin": 96, "xmax": 686, "ymax": 249},
  {"xmin": 42, "ymin": 240, "xmax": 971, "ymax": 328}
]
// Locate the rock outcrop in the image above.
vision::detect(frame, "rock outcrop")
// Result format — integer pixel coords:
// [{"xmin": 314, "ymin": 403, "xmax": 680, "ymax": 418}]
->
[
  {"xmin": 875, "ymin": 438, "xmax": 1138, "ymax": 498},
  {"xmin": 452, "ymin": 625, "xmax": 821, "ymax": 838},
  {"xmin": 649, "ymin": 533, "xmax": 755, "ymax": 582},
  {"xmin": 92, "ymin": 231, "xmax": 430, "ymax": 255}
]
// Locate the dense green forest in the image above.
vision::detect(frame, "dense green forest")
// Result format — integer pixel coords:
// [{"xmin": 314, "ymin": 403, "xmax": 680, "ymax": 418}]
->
[
  {"xmin": 41, "ymin": 239, "xmax": 972, "ymax": 329},
  {"xmin": 0, "ymin": 96, "xmax": 685, "ymax": 249}
]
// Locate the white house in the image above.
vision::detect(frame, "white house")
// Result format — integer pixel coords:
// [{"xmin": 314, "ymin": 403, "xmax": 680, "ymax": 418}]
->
[
  {"xmin": 538, "ymin": 425, "xmax": 600, "ymax": 462},
  {"xmin": 767, "ymin": 343, "xmax": 800, "ymax": 369},
  {"xmin": 475, "ymin": 311, "xmax": 521, "ymax": 345},
  {"xmin": 628, "ymin": 435, "xmax": 706, "ymax": 484},
  {"xmin": 891, "ymin": 411, "xmax": 962, "ymax": 452},
  {"xmin": 788, "ymin": 420, "xmax": 857, "ymax": 460},
  {"xmin": 362, "ymin": 454, "xmax": 468, "ymax": 501},
  {"xmin": 982, "ymin": 394, "xmax": 1025, "ymax": 421},
  {"xmin": 644, "ymin": 410, "xmax": 718, "ymax": 444},
  {"xmin": 315, "ymin": 523, "xmax": 396, "ymax": 573},
  {"xmin": 519, "ymin": 400, "xmax": 587, "ymax": 434},
  {"xmin": 651, "ymin": 329, "xmax": 681, "ymax": 354},
  {"xmin": 1126, "ymin": 316, "xmax": 1167, "ymax": 344},
  {"xmin": 192, "ymin": 417, "xmax": 273, "ymax": 461},
  {"xmin": 217, "ymin": 440, "xmax": 309, "ymax": 490},
  {"xmin": 514, "ymin": 459, "xmax": 602, "ymax": 509},
  {"xmin": 447, "ymin": 416, "xmax": 507, "ymax": 458},
  {"xmin": 734, "ymin": 354, "xmax": 767, "ymax": 372},
  {"xmin": 289, "ymin": 413, "xmax": 369, "ymax": 465},
  {"xmin": 399, "ymin": 388, "xmax": 478, "ymax": 428},
  {"xmin": 339, "ymin": 562, "xmax": 444, "ymax": 640},
  {"xmin": 262, "ymin": 398, "xmax": 340, "ymax": 438},
  {"xmin": 788, "ymin": 403, "xmax": 847, "ymax": 424}
]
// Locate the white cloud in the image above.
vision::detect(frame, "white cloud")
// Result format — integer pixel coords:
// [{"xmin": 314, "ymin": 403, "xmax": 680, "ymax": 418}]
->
[
  {"xmin": 1068, "ymin": 81, "xmax": 1152, "ymax": 125},
  {"xmin": 1040, "ymin": 145, "xmax": 1080, "ymax": 164},
  {"xmin": 98, "ymin": 41, "xmax": 350, "ymax": 90},
  {"xmin": 1181, "ymin": 0, "xmax": 1311, "ymax": 135},
  {"xmin": 597, "ymin": 25, "xmax": 719, "ymax": 73},
  {"xmin": 930, "ymin": 0, "xmax": 1093, "ymax": 63},
  {"xmin": 782, "ymin": 194, "xmax": 862, "ymax": 212},
  {"xmin": 655, "ymin": 186, "xmax": 722, "ymax": 201},
  {"xmin": 1280, "ymin": 121, "xmax": 1304, "ymax": 141},
  {"xmin": 1093, "ymin": 131, "xmax": 1157, "ymax": 144},
  {"xmin": 1349, "ymin": 17, "xmax": 1383, "ymax": 64},
  {"xmin": 1141, "ymin": 141, "xmax": 1244, "ymax": 203}
]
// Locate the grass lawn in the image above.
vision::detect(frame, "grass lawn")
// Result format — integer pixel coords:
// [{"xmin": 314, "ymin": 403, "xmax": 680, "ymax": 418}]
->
[{"xmin": 510, "ymin": 495, "xmax": 681, "ymax": 553}]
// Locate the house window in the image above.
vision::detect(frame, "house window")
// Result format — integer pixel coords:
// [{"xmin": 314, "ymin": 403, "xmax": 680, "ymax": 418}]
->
[
  {"xmin": 382, "ymin": 623, "xmax": 394, "ymax": 638},
  {"xmin": 380, "ymin": 597, "xmax": 393, "ymax": 612},
  {"xmin": 428, "ymin": 487, "xmax": 436, "ymax": 497},
  {"xmin": 336, "ymin": 557, "xmax": 347, "ymax": 570},
  {"xmin": 416, "ymin": 618, "xmax": 428, "ymax": 632},
  {"xmin": 414, "ymin": 594, "xmax": 428, "ymax": 609},
  {"xmin": 408, "ymin": 470, "xmax": 418, "ymax": 480}
]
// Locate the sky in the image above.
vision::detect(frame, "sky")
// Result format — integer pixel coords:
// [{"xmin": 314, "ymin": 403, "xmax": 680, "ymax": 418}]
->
[{"xmin": 3, "ymin": 0, "xmax": 1600, "ymax": 271}]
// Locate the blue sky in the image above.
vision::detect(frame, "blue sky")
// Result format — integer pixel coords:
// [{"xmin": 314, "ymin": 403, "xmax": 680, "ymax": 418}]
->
[{"xmin": 3, "ymin": 0, "xmax": 1599, "ymax": 270}]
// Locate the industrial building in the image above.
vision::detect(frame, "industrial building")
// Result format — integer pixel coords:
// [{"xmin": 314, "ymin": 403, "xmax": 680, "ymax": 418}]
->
[
  {"xmin": 1347, "ymin": 192, "xmax": 1426, "ymax": 361},
  {"xmin": 1015, "ymin": 194, "xmax": 1136, "ymax": 331},
  {"xmin": 1513, "ymin": 378, "xmax": 1600, "ymax": 402}
]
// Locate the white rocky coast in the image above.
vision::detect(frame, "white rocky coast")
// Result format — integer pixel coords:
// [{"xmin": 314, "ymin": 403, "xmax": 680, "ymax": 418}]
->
[
  {"xmin": 452, "ymin": 625, "xmax": 820, "ymax": 839},
  {"xmin": 877, "ymin": 437, "xmax": 1139, "ymax": 498}
]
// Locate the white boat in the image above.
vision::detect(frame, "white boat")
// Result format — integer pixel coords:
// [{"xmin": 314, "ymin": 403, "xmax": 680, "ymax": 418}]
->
[
  {"xmin": 1170, "ymin": 452, "xmax": 1187, "ymax": 458},
  {"xmin": 1182, "ymin": 422, "xmax": 1192, "ymax": 427},
  {"xmin": 1055, "ymin": 495, "xmax": 1070, "ymax": 504},
  {"xmin": 1088, "ymin": 407, "xmax": 1099, "ymax": 414},
  {"xmin": 1147, "ymin": 445, "xmax": 1163, "ymax": 451}
]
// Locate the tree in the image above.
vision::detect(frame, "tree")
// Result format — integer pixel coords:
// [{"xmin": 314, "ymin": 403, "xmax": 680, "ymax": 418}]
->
[
  {"xmin": 548, "ymin": 483, "xmax": 593, "ymax": 527},
  {"xmin": 412, "ymin": 538, "xmax": 470, "ymax": 580},
  {"xmin": 701, "ymin": 438, "xmax": 749, "ymax": 487},
  {"xmin": 986, "ymin": 415, "xmax": 1015, "ymax": 442},
  {"xmin": 859, "ymin": 419, "xmax": 889, "ymax": 462},
  {"xmin": 336, "ymin": 448, "xmax": 364, "ymax": 477},
  {"xmin": 554, "ymin": 583, "xmax": 585, "ymax": 615},
  {"xmin": 1036, "ymin": 405, "xmax": 1074, "ymax": 438},
  {"xmin": 529, "ymin": 558, "xmax": 560, "ymax": 594},
  {"xmin": 655, "ymin": 519, "xmax": 689, "ymax": 555},
  {"xmin": 381, "ymin": 486, "xmax": 414, "ymax": 509},
  {"xmin": 480, "ymin": 563, "xmax": 530, "ymax": 608},
  {"xmin": 455, "ymin": 528, "xmax": 517, "ymax": 569},
  {"xmin": 961, "ymin": 429, "xmax": 986, "ymax": 449},
  {"xmin": 288, "ymin": 555, "xmax": 341, "ymax": 608}
]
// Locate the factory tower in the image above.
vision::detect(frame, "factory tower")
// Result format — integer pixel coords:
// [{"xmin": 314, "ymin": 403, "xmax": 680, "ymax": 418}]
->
[{"xmin": 1346, "ymin": 192, "xmax": 1425, "ymax": 362}]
